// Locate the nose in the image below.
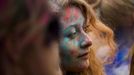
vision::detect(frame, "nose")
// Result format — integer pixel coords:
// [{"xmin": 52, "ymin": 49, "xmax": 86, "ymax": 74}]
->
[{"xmin": 80, "ymin": 32, "xmax": 92, "ymax": 49}]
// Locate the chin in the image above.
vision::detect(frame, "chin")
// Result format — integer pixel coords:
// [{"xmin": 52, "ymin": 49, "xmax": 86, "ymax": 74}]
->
[
  {"xmin": 63, "ymin": 60, "xmax": 89, "ymax": 72},
  {"xmin": 77, "ymin": 60, "xmax": 89, "ymax": 71}
]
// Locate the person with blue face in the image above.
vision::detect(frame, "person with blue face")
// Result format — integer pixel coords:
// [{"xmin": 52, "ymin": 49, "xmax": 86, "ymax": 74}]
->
[
  {"xmin": 60, "ymin": 6, "xmax": 92, "ymax": 72},
  {"xmin": 51, "ymin": 0, "xmax": 116, "ymax": 75}
]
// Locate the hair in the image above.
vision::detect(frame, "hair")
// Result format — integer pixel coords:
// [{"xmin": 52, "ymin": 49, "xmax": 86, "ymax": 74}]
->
[
  {"xmin": 98, "ymin": 0, "xmax": 134, "ymax": 30},
  {"xmin": 78, "ymin": 0, "xmax": 117, "ymax": 64},
  {"xmin": 90, "ymin": 0, "xmax": 134, "ymax": 64},
  {"xmin": 0, "ymin": 0, "xmax": 61, "ymax": 75},
  {"xmin": 52, "ymin": 0, "xmax": 116, "ymax": 75},
  {"xmin": 84, "ymin": 0, "xmax": 102, "ymax": 9}
]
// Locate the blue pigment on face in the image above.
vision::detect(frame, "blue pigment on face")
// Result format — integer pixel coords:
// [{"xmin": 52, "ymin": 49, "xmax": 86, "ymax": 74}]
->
[{"xmin": 59, "ymin": 6, "xmax": 91, "ymax": 71}]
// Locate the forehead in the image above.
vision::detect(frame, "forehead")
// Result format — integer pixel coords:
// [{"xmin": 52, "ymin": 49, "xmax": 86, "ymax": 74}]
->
[
  {"xmin": 61, "ymin": 6, "xmax": 85, "ymax": 29},
  {"xmin": 62, "ymin": 6, "xmax": 82, "ymax": 20}
]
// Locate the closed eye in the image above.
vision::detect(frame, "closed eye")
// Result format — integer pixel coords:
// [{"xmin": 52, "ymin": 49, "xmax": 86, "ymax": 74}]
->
[
  {"xmin": 67, "ymin": 31, "xmax": 77, "ymax": 39},
  {"xmin": 66, "ymin": 27, "xmax": 78, "ymax": 39}
]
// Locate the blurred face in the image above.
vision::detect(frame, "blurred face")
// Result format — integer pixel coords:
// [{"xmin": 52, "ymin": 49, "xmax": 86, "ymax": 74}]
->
[
  {"xmin": 21, "ymin": 16, "xmax": 62, "ymax": 75},
  {"xmin": 42, "ymin": 17, "xmax": 62, "ymax": 75},
  {"xmin": 1, "ymin": 0, "xmax": 62, "ymax": 75},
  {"xmin": 60, "ymin": 6, "xmax": 92, "ymax": 72}
]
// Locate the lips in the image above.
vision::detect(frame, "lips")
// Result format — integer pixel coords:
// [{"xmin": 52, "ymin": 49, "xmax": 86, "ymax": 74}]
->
[{"xmin": 77, "ymin": 52, "xmax": 89, "ymax": 60}]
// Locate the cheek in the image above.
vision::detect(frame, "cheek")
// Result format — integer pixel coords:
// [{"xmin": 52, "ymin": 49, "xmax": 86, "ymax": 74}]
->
[
  {"xmin": 60, "ymin": 38, "xmax": 79, "ymax": 55},
  {"xmin": 60, "ymin": 40, "xmax": 81, "ymax": 65}
]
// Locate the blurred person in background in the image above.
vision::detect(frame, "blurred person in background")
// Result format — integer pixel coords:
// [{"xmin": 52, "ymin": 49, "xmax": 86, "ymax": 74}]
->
[{"xmin": 0, "ymin": 0, "xmax": 62, "ymax": 75}]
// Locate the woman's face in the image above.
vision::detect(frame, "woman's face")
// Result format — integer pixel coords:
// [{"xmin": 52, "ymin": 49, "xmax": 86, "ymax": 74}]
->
[{"xmin": 60, "ymin": 6, "xmax": 92, "ymax": 72}]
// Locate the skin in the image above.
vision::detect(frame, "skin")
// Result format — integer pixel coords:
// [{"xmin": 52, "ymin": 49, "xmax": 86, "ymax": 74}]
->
[
  {"xmin": 26, "ymin": 16, "xmax": 62, "ymax": 75},
  {"xmin": 60, "ymin": 6, "xmax": 92, "ymax": 72}
]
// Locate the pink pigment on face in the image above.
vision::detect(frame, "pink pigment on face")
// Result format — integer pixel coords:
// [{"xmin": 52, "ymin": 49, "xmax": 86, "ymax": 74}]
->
[
  {"xmin": 63, "ymin": 7, "xmax": 82, "ymax": 24},
  {"xmin": 70, "ymin": 49, "xmax": 78, "ymax": 56},
  {"xmin": 73, "ymin": 8, "xmax": 79, "ymax": 21},
  {"xmin": 63, "ymin": 7, "xmax": 71, "ymax": 21}
]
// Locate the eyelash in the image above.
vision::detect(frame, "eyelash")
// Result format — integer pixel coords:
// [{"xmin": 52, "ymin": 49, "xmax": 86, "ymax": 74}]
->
[{"xmin": 67, "ymin": 31, "xmax": 77, "ymax": 39}]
